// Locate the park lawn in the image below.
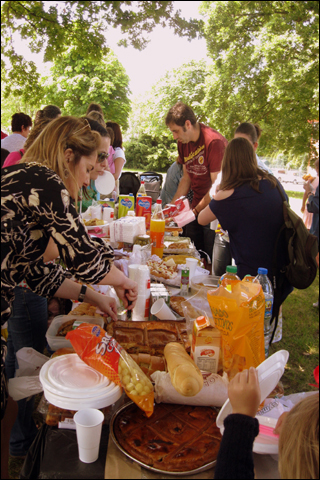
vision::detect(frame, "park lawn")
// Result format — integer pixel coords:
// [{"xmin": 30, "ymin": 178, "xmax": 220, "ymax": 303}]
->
[{"xmin": 269, "ymin": 270, "xmax": 319, "ymax": 395}]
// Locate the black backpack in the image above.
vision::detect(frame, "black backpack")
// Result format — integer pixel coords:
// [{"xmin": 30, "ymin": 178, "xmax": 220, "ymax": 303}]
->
[
  {"xmin": 138, "ymin": 171, "xmax": 163, "ymax": 203},
  {"xmin": 118, "ymin": 172, "xmax": 141, "ymax": 199},
  {"xmin": 269, "ymin": 183, "xmax": 318, "ymax": 343}
]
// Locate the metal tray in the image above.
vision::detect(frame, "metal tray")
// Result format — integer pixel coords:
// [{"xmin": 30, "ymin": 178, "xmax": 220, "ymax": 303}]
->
[{"xmin": 110, "ymin": 401, "xmax": 217, "ymax": 477}]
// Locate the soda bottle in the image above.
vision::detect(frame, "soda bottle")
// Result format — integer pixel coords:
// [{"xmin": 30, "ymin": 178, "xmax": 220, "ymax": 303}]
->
[
  {"xmin": 137, "ymin": 181, "xmax": 147, "ymax": 196},
  {"xmin": 219, "ymin": 265, "xmax": 240, "ymax": 292},
  {"xmin": 150, "ymin": 199, "xmax": 165, "ymax": 258},
  {"xmin": 254, "ymin": 268, "xmax": 274, "ymax": 358}
]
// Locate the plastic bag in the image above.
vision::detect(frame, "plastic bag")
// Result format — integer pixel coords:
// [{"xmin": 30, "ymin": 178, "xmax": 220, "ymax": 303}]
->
[
  {"xmin": 151, "ymin": 370, "xmax": 228, "ymax": 407},
  {"xmin": 66, "ymin": 323, "xmax": 154, "ymax": 417},
  {"xmin": 207, "ymin": 282, "xmax": 265, "ymax": 380},
  {"xmin": 181, "ymin": 287, "xmax": 214, "ymax": 337}
]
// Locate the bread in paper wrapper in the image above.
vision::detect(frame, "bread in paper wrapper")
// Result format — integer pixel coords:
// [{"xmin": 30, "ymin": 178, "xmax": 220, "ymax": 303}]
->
[
  {"xmin": 66, "ymin": 323, "xmax": 154, "ymax": 416},
  {"xmin": 151, "ymin": 370, "xmax": 228, "ymax": 407}
]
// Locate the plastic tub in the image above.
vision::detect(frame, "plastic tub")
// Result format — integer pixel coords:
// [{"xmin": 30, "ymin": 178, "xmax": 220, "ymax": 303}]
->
[
  {"xmin": 46, "ymin": 315, "xmax": 105, "ymax": 352},
  {"xmin": 190, "ymin": 275, "xmax": 220, "ymax": 295}
]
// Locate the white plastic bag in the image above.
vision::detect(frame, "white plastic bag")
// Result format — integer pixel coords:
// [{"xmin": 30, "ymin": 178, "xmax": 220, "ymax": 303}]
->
[
  {"xmin": 151, "ymin": 370, "xmax": 228, "ymax": 407},
  {"xmin": 8, "ymin": 347, "xmax": 48, "ymax": 401}
]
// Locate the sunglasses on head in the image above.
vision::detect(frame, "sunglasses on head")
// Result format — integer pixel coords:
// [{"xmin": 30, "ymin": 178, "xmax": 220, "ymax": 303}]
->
[{"xmin": 97, "ymin": 151, "xmax": 110, "ymax": 163}]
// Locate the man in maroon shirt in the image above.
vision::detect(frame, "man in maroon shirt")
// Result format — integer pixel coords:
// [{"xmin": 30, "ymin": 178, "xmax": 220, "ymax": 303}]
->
[{"xmin": 165, "ymin": 102, "xmax": 228, "ymax": 262}]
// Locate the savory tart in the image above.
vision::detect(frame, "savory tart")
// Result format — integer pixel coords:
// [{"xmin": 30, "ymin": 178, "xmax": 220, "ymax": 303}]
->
[{"xmin": 113, "ymin": 402, "xmax": 221, "ymax": 472}]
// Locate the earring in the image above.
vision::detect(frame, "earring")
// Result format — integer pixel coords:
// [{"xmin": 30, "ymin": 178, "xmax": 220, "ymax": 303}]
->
[{"xmin": 64, "ymin": 169, "xmax": 69, "ymax": 178}]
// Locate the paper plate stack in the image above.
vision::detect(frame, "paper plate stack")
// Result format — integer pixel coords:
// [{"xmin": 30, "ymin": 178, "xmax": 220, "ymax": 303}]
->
[{"xmin": 39, "ymin": 354, "xmax": 122, "ymax": 410}]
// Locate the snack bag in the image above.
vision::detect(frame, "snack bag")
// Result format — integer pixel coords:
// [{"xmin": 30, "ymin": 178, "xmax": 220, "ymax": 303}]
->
[
  {"xmin": 66, "ymin": 323, "xmax": 154, "ymax": 417},
  {"xmin": 207, "ymin": 282, "xmax": 265, "ymax": 380}
]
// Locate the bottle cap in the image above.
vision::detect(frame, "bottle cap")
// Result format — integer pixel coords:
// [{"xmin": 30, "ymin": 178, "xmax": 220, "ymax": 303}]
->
[
  {"xmin": 156, "ymin": 199, "xmax": 162, "ymax": 204},
  {"xmin": 226, "ymin": 265, "xmax": 237, "ymax": 273},
  {"xmin": 258, "ymin": 267, "xmax": 268, "ymax": 275},
  {"xmin": 129, "ymin": 193, "xmax": 134, "ymax": 196}
]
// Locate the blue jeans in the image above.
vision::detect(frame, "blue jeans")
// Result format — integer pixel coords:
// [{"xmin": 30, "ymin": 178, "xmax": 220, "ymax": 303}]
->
[{"xmin": 5, "ymin": 287, "xmax": 48, "ymax": 456}]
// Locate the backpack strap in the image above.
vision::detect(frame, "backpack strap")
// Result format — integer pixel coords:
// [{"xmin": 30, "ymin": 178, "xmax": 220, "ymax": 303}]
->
[{"xmin": 19, "ymin": 149, "xmax": 24, "ymax": 158}]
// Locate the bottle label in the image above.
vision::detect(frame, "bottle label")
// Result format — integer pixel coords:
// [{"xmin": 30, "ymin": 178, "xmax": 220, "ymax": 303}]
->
[
  {"xmin": 150, "ymin": 231, "xmax": 164, "ymax": 248},
  {"xmin": 265, "ymin": 298, "xmax": 273, "ymax": 320},
  {"xmin": 181, "ymin": 267, "xmax": 190, "ymax": 286}
]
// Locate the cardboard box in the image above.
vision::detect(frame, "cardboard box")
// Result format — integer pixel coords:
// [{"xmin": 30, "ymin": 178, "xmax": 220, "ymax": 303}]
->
[{"xmin": 191, "ymin": 317, "xmax": 221, "ymax": 374}]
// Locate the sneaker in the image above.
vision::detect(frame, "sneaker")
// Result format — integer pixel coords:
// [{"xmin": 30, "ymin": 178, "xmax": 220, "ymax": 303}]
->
[{"xmin": 313, "ymin": 301, "xmax": 319, "ymax": 308}]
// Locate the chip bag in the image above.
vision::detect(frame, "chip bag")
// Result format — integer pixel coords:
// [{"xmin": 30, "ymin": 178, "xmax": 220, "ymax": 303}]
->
[
  {"xmin": 207, "ymin": 282, "xmax": 265, "ymax": 380},
  {"xmin": 66, "ymin": 323, "xmax": 154, "ymax": 417}
]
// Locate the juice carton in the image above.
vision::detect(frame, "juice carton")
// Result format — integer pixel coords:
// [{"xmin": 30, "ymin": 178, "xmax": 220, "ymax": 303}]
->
[
  {"xmin": 136, "ymin": 195, "xmax": 152, "ymax": 230},
  {"xmin": 118, "ymin": 194, "xmax": 135, "ymax": 218},
  {"xmin": 191, "ymin": 316, "xmax": 221, "ymax": 374}
]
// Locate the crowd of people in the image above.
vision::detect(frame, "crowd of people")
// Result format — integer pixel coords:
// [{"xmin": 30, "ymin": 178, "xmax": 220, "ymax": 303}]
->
[{"xmin": 1, "ymin": 101, "xmax": 319, "ymax": 479}]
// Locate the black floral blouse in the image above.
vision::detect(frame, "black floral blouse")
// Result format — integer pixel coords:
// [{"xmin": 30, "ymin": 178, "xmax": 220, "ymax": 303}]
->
[{"xmin": 1, "ymin": 163, "xmax": 114, "ymax": 323}]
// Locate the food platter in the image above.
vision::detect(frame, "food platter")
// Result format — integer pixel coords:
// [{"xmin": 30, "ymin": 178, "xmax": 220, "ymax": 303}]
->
[{"xmin": 110, "ymin": 401, "xmax": 221, "ymax": 476}]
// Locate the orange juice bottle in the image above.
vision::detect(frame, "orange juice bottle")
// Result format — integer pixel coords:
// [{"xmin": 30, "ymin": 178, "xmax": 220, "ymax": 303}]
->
[
  {"xmin": 219, "ymin": 265, "xmax": 240, "ymax": 292},
  {"xmin": 150, "ymin": 199, "xmax": 165, "ymax": 258}
]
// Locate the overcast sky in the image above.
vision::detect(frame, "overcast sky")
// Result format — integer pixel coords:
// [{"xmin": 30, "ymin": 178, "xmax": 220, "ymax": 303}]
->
[{"xmin": 10, "ymin": 1, "xmax": 208, "ymax": 99}]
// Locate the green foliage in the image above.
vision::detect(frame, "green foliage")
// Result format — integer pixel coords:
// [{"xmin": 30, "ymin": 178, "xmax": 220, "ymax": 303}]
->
[
  {"xmin": 43, "ymin": 47, "xmax": 131, "ymax": 129},
  {"xmin": 124, "ymin": 133, "xmax": 177, "ymax": 172},
  {"xmin": 201, "ymin": 1, "xmax": 319, "ymax": 158},
  {"xmin": 125, "ymin": 60, "xmax": 209, "ymax": 171},
  {"xmin": 1, "ymin": 1, "xmax": 202, "ymax": 97}
]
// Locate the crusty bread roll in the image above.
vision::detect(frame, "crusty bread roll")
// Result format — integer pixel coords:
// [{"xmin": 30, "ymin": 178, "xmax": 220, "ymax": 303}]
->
[{"xmin": 164, "ymin": 342, "xmax": 203, "ymax": 396}]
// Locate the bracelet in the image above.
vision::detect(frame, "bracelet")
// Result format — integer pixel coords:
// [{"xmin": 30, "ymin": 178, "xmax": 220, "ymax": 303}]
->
[{"xmin": 78, "ymin": 284, "xmax": 87, "ymax": 302}]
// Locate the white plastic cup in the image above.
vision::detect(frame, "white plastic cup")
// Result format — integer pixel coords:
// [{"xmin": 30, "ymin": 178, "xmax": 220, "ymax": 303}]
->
[
  {"xmin": 73, "ymin": 408, "xmax": 104, "ymax": 463},
  {"xmin": 128, "ymin": 264, "xmax": 140, "ymax": 282},
  {"xmin": 150, "ymin": 298, "xmax": 176, "ymax": 320},
  {"xmin": 102, "ymin": 207, "xmax": 114, "ymax": 222},
  {"xmin": 186, "ymin": 258, "xmax": 198, "ymax": 280}
]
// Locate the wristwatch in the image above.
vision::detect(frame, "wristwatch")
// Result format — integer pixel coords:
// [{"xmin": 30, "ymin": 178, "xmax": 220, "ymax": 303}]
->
[{"xmin": 78, "ymin": 284, "xmax": 87, "ymax": 302}]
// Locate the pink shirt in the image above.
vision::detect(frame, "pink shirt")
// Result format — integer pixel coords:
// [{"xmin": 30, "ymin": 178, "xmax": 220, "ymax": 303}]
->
[
  {"xmin": 108, "ymin": 146, "xmax": 115, "ymax": 174},
  {"xmin": 3, "ymin": 149, "xmax": 25, "ymax": 168}
]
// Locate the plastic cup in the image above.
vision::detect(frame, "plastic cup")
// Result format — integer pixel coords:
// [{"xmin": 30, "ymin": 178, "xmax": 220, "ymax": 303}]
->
[
  {"xmin": 186, "ymin": 258, "xmax": 198, "ymax": 280},
  {"xmin": 73, "ymin": 408, "xmax": 104, "ymax": 463},
  {"xmin": 128, "ymin": 264, "xmax": 140, "ymax": 282},
  {"xmin": 150, "ymin": 298, "xmax": 176, "ymax": 320}
]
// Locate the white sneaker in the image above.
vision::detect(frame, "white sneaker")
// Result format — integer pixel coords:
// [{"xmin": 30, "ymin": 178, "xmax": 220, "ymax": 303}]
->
[{"xmin": 313, "ymin": 301, "xmax": 319, "ymax": 308}]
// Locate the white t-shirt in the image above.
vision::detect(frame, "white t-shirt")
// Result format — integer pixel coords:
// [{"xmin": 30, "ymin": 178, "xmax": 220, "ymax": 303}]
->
[
  {"xmin": 113, "ymin": 147, "xmax": 126, "ymax": 177},
  {"xmin": 1, "ymin": 133, "xmax": 26, "ymax": 153},
  {"xmin": 256, "ymin": 154, "xmax": 273, "ymax": 174}
]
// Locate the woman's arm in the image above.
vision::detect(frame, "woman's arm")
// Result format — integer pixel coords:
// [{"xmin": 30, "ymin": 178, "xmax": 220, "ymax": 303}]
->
[
  {"xmin": 113, "ymin": 157, "xmax": 125, "ymax": 181},
  {"xmin": 53, "ymin": 278, "xmax": 118, "ymax": 321},
  {"xmin": 198, "ymin": 205, "xmax": 217, "ymax": 225}
]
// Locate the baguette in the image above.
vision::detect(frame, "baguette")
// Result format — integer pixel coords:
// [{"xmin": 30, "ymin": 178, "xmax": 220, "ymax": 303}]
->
[{"xmin": 164, "ymin": 342, "xmax": 203, "ymax": 397}]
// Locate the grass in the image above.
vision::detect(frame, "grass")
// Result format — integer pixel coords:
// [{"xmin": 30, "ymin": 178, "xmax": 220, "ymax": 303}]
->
[
  {"xmin": 269, "ymin": 271, "xmax": 319, "ymax": 394},
  {"xmin": 285, "ymin": 190, "xmax": 304, "ymax": 200}
]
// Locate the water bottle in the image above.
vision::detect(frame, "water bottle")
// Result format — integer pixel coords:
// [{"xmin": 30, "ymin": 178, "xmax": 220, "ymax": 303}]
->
[{"xmin": 254, "ymin": 268, "xmax": 274, "ymax": 358}]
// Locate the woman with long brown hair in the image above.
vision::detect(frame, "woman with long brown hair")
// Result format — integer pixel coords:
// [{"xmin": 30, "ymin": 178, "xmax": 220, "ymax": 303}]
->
[{"xmin": 198, "ymin": 137, "xmax": 286, "ymax": 280}]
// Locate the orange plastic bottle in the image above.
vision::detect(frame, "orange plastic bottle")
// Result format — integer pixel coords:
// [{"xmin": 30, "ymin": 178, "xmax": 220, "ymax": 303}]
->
[
  {"xmin": 150, "ymin": 199, "xmax": 165, "ymax": 258},
  {"xmin": 219, "ymin": 265, "xmax": 240, "ymax": 292}
]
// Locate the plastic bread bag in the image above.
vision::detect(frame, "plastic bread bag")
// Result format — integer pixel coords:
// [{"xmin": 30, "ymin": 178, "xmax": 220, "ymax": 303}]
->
[
  {"xmin": 151, "ymin": 370, "xmax": 228, "ymax": 407},
  {"xmin": 207, "ymin": 282, "xmax": 265, "ymax": 380},
  {"xmin": 66, "ymin": 323, "xmax": 154, "ymax": 417},
  {"xmin": 181, "ymin": 287, "xmax": 214, "ymax": 337}
]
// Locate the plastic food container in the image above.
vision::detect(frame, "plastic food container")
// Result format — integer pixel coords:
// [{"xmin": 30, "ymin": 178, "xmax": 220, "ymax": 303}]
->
[
  {"xmin": 190, "ymin": 275, "xmax": 220, "ymax": 294},
  {"xmin": 46, "ymin": 315, "xmax": 105, "ymax": 352},
  {"xmin": 216, "ymin": 350, "xmax": 289, "ymax": 455}
]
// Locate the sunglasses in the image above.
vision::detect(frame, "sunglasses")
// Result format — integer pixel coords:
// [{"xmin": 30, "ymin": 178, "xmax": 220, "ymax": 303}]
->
[{"xmin": 97, "ymin": 151, "xmax": 110, "ymax": 163}]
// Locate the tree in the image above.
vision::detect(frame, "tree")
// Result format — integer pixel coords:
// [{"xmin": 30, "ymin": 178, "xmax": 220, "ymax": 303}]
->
[
  {"xmin": 1, "ymin": 1, "xmax": 203, "ymax": 99},
  {"xmin": 44, "ymin": 47, "xmax": 131, "ymax": 129},
  {"xmin": 200, "ymin": 1, "xmax": 319, "ymax": 157},
  {"xmin": 125, "ymin": 60, "xmax": 208, "ymax": 171}
]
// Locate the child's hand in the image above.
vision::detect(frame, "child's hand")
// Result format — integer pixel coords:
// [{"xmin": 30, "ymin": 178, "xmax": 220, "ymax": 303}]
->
[{"xmin": 229, "ymin": 367, "xmax": 261, "ymax": 418}]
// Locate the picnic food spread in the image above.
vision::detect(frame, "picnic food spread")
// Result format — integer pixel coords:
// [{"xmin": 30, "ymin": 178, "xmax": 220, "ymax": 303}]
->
[{"xmin": 36, "ymin": 195, "xmax": 285, "ymax": 475}]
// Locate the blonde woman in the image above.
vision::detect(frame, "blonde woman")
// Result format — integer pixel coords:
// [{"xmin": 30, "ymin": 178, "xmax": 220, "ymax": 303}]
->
[{"xmin": 1, "ymin": 116, "xmax": 138, "ymax": 420}]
